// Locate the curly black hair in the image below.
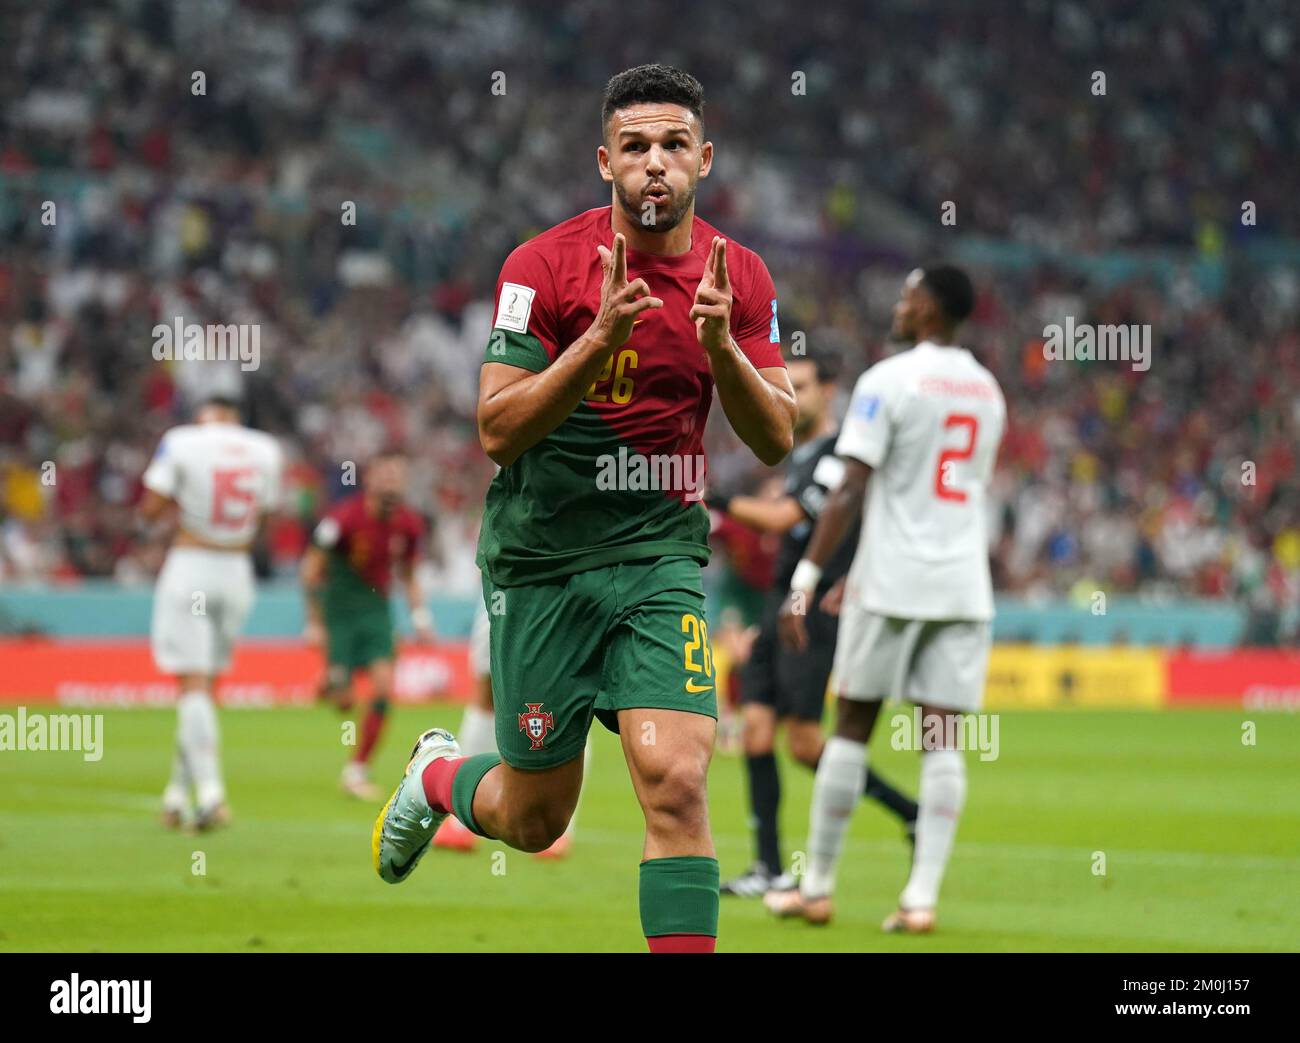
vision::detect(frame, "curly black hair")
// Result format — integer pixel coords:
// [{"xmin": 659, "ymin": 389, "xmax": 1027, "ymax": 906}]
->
[
  {"xmin": 601, "ymin": 64, "xmax": 704, "ymax": 136},
  {"xmin": 919, "ymin": 264, "xmax": 976, "ymax": 325}
]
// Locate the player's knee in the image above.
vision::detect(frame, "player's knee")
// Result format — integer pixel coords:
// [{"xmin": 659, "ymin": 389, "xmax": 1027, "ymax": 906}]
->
[
  {"xmin": 834, "ymin": 698, "xmax": 879, "ymax": 744},
  {"xmin": 786, "ymin": 727, "xmax": 821, "ymax": 767},
  {"xmin": 640, "ymin": 760, "xmax": 708, "ymax": 830},
  {"xmin": 741, "ymin": 720, "xmax": 775, "ymax": 757},
  {"xmin": 512, "ymin": 808, "xmax": 570, "ymax": 852}
]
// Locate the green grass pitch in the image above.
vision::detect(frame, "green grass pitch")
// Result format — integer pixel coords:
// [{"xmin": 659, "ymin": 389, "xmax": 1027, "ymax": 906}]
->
[{"xmin": 1, "ymin": 703, "xmax": 1297, "ymax": 952}]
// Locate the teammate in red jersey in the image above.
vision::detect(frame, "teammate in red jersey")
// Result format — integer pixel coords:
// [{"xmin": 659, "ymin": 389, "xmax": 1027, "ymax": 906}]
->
[
  {"xmin": 373, "ymin": 65, "xmax": 796, "ymax": 952},
  {"xmin": 302, "ymin": 451, "xmax": 434, "ymax": 799}
]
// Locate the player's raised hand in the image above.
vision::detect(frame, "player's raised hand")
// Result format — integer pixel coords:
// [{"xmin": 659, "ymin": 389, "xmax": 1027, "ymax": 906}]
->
[
  {"xmin": 592, "ymin": 232, "xmax": 662, "ymax": 351},
  {"xmin": 691, "ymin": 236, "xmax": 733, "ymax": 355}
]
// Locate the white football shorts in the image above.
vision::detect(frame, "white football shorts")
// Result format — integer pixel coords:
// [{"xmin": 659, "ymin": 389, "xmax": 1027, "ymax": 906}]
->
[
  {"xmin": 831, "ymin": 602, "xmax": 992, "ymax": 712},
  {"xmin": 151, "ymin": 547, "xmax": 255, "ymax": 675}
]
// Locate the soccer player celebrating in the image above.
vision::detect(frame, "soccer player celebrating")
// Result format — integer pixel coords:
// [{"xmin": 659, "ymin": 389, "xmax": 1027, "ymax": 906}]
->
[
  {"xmin": 140, "ymin": 396, "xmax": 282, "ymax": 830},
  {"xmin": 372, "ymin": 64, "xmax": 796, "ymax": 953},
  {"xmin": 765, "ymin": 266, "xmax": 1006, "ymax": 932},
  {"xmin": 302, "ymin": 450, "xmax": 433, "ymax": 800},
  {"xmin": 711, "ymin": 351, "xmax": 918, "ymax": 898}
]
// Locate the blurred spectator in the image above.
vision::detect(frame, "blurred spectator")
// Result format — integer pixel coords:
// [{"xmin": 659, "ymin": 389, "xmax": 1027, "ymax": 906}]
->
[{"xmin": 1, "ymin": 0, "xmax": 1297, "ymax": 641}]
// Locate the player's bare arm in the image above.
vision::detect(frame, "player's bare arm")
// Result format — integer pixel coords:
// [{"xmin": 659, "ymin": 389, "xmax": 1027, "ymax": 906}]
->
[
  {"xmin": 714, "ymin": 493, "xmax": 805, "ymax": 534},
  {"xmin": 138, "ymin": 488, "xmax": 173, "ymax": 524},
  {"xmin": 402, "ymin": 560, "xmax": 436, "ymax": 643},
  {"xmin": 478, "ymin": 233, "xmax": 662, "ymax": 467},
  {"xmin": 300, "ymin": 545, "xmax": 327, "ymax": 645},
  {"xmin": 778, "ymin": 457, "xmax": 870, "ymax": 651},
  {"xmin": 692, "ymin": 237, "xmax": 795, "ymax": 466}
]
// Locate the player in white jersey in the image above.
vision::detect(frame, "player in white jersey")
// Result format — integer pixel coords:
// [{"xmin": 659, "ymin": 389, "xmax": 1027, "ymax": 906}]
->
[
  {"xmin": 139, "ymin": 397, "xmax": 283, "ymax": 831},
  {"xmin": 765, "ymin": 265, "xmax": 1006, "ymax": 932}
]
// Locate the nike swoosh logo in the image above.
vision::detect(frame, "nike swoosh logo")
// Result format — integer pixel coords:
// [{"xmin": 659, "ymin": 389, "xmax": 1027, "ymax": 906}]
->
[
  {"xmin": 391, "ymin": 846, "xmax": 424, "ymax": 878},
  {"xmin": 684, "ymin": 680, "xmax": 714, "ymax": 694}
]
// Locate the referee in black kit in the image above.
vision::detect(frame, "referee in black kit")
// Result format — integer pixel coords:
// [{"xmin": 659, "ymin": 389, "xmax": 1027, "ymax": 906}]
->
[{"xmin": 709, "ymin": 350, "xmax": 918, "ymax": 897}]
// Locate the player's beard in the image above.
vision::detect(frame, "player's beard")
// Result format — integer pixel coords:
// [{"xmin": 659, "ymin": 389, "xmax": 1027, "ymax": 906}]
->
[{"xmin": 614, "ymin": 178, "xmax": 695, "ymax": 234}]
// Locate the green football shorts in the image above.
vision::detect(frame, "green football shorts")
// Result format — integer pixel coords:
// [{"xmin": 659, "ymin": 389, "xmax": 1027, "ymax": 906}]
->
[
  {"xmin": 482, "ymin": 555, "xmax": 718, "ymax": 770},
  {"xmin": 325, "ymin": 606, "xmax": 394, "ymax": 676}
]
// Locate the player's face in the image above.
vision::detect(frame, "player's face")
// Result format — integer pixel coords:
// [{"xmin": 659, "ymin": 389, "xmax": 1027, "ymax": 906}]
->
[
  {"xmin": 366, "ymin": 458, "xmax": 407, "ymax": 510},
  {"xmin": 599, "ymin": 103, "xmax": 712, "ymax": 235},
  {"xmin": 891, "ymin": 273, "xmax": 933, "ymax": 341},
  {"xmin": 788, "ymin": 359, "xmax": 828, "ymax": 435}
]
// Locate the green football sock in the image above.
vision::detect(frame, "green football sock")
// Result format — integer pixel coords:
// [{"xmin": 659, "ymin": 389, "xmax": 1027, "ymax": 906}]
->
[
  {"xmin": 450, "ymin": 753, "xmax": 500, "ymax": 838},
  {"xmin": 639, "ymin": 855, "xmax": 719, "ymax": 943}
]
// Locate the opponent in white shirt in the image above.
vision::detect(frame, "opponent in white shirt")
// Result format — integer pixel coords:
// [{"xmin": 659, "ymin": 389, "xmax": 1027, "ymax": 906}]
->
[
  {"xmin": 139, "ymin": 397, "xmax": 283, "ymax": 830},
  {"xmin": 766, "ymin": 266, "xmax": 1006, "ymax": 933}
]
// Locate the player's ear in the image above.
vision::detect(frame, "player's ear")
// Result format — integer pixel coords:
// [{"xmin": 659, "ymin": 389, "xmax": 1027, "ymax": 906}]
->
[
  {"xmin": 698, "ymin": 140, "xmax": 713, "ymax": 179},
  {"xmin": 596, "ymin": 143, "xmax": 614, "ymax": 184}
]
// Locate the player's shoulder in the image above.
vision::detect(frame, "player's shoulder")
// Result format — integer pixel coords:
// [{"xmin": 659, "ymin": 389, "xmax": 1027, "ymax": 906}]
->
[
  {"xmin": 857, "ymin": 348, "xmax": 916, "ymax": 387},
  {"xmin": 231, "ymin": 425, "xmax": 281, "ymax": 456},
  {"xmin": 964, "ymin": 350, "xmax": 1004, "ymax": 394},
  {"xmin": 158, "ymin": 423, "xmax": 200, "ymax": 445},
  {"xmin": 692, "ymin": 214, "xmax": 769, "ymax": 280},
  {"xmin": 503, "ymin": 208, "xmax": 607, "ymax": 271},
  {"xmin": 934, "ymin": 345, "xmax": 1005, "ymax": 402}
]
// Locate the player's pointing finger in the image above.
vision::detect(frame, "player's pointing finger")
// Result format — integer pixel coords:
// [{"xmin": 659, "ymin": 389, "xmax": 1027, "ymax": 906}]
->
[
  {"xmin": 612, "ymin": 232, "xmax": 627, "ymax": 285},
  {"xmin": 700, "ymin": 236, "xmax": 717, "ymax": 287},
  {"xmin": 714, "ymin": 237, "xmax": 729, "ymax": 290}
]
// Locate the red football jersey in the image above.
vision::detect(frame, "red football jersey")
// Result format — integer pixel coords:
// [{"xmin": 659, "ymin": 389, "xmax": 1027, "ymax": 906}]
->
[
  {"xmin": 314, "ymin": 493, "xmax": 423, "ymax": 597},
  {"xmin": 479, "ymin": 205, "xmax": 785, "ymax": 584}
]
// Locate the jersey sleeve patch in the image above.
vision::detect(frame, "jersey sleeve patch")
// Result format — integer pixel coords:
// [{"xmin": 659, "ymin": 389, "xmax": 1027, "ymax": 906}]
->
[
  {"xmin": 836, "ymin": 370, "xmax": 892, "ymax": 468},
  {"xmin": 314, "ymin": 516, "xmax": 342, "ymax": 549},
  {"xmin": 494, "ymin": 283, "xmax": 536, "ymax": 333},
  {"xmin": 811, "ymin": 454, "xmax": 846, "ymax": 491}
]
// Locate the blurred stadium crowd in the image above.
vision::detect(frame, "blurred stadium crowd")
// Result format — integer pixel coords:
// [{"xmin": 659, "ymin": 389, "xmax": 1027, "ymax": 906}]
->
[{"xmin": 1, "ymin": 0, "xmax": 1297, "ymax": 641}]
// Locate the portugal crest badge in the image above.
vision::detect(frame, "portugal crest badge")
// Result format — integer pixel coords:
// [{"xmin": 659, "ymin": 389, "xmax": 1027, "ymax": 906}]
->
[{"xmin": 517, "ymin": 702, "xmax": 554, "ymax": 750}]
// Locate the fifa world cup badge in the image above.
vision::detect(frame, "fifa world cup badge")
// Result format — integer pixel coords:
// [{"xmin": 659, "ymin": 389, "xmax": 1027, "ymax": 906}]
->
[{"xmin": 518, "ymin": 703, "xmax": 554, "ymax": 749}]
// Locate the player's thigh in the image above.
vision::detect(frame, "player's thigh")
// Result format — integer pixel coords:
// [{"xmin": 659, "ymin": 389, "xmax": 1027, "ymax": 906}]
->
[
  {"xmin": 905, "ymin": 619, "xmax": 992, "ymax": 715},
  {"xmin": 618, "ymin": 706, "xmax": 714, "ymax": 820},
  {"xmin": 596, "ymin": 556, "xmax": 718, "ymax": 729},
  {"xmin": 741, "ymin": 702, "xmax": 777, "ymax": 754},
  {"xmin": 484, "ymin": 569, "xmax": 615, "ymax": 770},
  {"xmin": 151, "ymin": 550, "xmax": 216, "ymax": 674},
  {"xmin": 783, "ymin": 716, "xmax": 824, "ymax": 765},
  {"xmin": 489, "ymin": 752, "xmax": 586, "ymax": 824}
]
